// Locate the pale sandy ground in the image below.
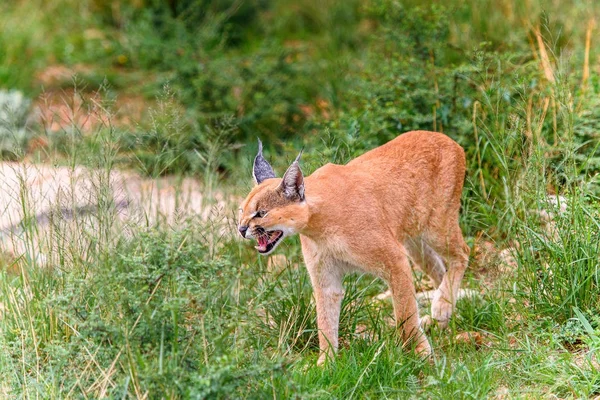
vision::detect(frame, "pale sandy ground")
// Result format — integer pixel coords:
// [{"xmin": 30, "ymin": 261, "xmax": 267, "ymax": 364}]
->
[{"xmin": 0, "ymin": 162, "xmax": 230, "ymax": 266}]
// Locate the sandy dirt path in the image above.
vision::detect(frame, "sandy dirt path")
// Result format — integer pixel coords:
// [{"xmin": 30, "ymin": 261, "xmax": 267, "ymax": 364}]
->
[{"xmin": 0, "ymin": 162, "xmax": 230, "ymax": 266}]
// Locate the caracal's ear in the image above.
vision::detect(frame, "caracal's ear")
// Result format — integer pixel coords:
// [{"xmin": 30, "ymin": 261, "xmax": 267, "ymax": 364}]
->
[
  {"xmin": 253, "ymin": 138, "xmax": 276, "ymax": 184},
  {"xmin": 279, "ymin": 151, "xmax": 304, "ymax": 201}
]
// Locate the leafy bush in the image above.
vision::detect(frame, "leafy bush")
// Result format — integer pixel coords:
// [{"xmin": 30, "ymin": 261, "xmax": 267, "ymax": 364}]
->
[
  {"xmin": 1, "ymin": 225, "xmax": 300, "ymax": 398},
  {"xmin": 0, "ymin": 89, "xmax": 32, "ymax": 159}
]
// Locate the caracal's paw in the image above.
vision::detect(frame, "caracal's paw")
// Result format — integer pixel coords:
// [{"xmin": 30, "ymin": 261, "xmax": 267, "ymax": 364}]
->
[
  {"xmin": 415, "ymin": 338, "xmax": 432, "ymax": 358},
  {"xmin": 317, "ymin": 354, "xmax": 327, "ymax": 367},
  {"xmin": 420, "ymin": 315, "xmax": 433, "ymax": 331},
  {"xmin": 431, "ymin": 289, "xmax": 454, "ymax": 328},
  {"xmin": 317, "ymin": 351, "xmax": 334, "ymax": 366}
]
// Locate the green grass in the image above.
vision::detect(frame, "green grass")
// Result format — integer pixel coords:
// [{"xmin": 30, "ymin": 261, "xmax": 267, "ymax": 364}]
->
[{"xmin": 1, "ymin": 0, "xmax": 600, "ymax": 398}]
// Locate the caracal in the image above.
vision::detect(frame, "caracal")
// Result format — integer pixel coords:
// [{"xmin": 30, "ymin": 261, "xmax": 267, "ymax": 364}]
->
[{"xmin": 238, "ymin": 131, "xmax": 469, "ymax": 365}]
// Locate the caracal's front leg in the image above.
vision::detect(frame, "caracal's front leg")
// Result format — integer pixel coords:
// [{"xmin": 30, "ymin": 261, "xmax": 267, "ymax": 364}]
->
[
  {"xmin": 301, "ymin": 236, "xmax": 345, "ymax": 366},
  {"xmin": 383, "ymin": 244, "xmax": 432, "ymax": 356},
  {"xmin": 312, "ymin": 271, "xmax": 344, "ymax": 366}
]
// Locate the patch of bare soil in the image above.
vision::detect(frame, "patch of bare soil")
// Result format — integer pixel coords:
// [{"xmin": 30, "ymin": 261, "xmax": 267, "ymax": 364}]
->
[
  {"xmin": 32, "ymin": 64, "xmax": 150, "ymax": 134},
  {"xmin": 33, "ymin": 89, "xmax": 148, "ymax": 134},
  {"xmin": 36, "ymin": 64, "xmax": 94, "ymax": 87}
]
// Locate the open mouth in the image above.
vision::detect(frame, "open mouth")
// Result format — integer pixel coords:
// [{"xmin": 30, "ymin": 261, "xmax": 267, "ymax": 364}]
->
[{"xmin": 254, "ymin": 229, "xmax": 284, "ymax": 254}]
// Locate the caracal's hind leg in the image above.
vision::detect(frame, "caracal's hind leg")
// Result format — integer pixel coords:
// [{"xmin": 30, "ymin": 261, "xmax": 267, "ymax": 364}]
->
[
  {"xmin": 406, "ymin": 237, "xmax": 446, "ymax": 287},
  {"xmin": 426, "ymin": 224, "xmax": 470, "ymax": 328},
  {"xmin": 377, "ymin": 243, "xmax": 431, "ymax": 356}
]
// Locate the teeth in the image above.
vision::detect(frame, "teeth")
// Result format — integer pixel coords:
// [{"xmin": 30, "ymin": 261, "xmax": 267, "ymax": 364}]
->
[
  {"xmin": 255, "ymin": 235, "xmax": 268, "ymax": 252},
  {"xmin": 254, "ymin": 231, "xmax": 282, "ymax": 253}
]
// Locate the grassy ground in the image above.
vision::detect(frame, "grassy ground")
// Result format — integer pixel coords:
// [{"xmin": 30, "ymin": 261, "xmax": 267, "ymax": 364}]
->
[{"xmin": 1, "ymin": 0, "xmax": 600, "ymax": 398}]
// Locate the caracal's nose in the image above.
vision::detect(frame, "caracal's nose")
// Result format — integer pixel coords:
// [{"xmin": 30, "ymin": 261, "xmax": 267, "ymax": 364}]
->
[{"xmin": 238, "ymin": 225, "xmax": 248, "ymax": 238}]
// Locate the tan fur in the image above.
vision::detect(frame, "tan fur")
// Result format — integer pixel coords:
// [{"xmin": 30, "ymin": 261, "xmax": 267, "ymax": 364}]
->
[{"xmin": 239, "ymin": 130, "xmax": 470, "ymax": 365}]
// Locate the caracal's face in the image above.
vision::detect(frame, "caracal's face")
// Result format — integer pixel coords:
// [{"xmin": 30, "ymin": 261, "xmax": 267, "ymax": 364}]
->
[
  {"xmin": 238, "ymin": 179, "xmax": 308, "ymax": 255},
  {"xmin": 237, "ymin": 140, "xmax": 307, "ymax": 255}
]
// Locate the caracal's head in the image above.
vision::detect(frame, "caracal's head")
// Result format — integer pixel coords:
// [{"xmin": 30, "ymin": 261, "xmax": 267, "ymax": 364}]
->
[{"xmin": 238, "ymin": 140, "xmax": 308, "ymax": 255}]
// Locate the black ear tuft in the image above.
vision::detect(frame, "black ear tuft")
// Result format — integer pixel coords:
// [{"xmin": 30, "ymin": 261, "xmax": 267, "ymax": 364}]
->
[
  {"xmin": 279, "ymin": 151, "xmax": 304, "ymax": 201},
  {"xmin": 253, "ymin": 139, "xmax": 276, "ymax": 184}
]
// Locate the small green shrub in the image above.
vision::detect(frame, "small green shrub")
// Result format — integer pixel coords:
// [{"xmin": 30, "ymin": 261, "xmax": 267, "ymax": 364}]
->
[{"xmin": 0, "ymin": 89, "xmax": 32, "ymax": 159}]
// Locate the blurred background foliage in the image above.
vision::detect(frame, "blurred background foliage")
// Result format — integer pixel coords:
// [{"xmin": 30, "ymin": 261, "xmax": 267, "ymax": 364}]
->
[{"xmin": 1, "ymin": 0, "xmax": 599, "ymax": 212}]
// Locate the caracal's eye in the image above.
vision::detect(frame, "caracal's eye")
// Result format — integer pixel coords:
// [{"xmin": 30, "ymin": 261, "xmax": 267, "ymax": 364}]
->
[{"xmin": 254, "ymin": 210, "xmax": 267, "ymax": 218}]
